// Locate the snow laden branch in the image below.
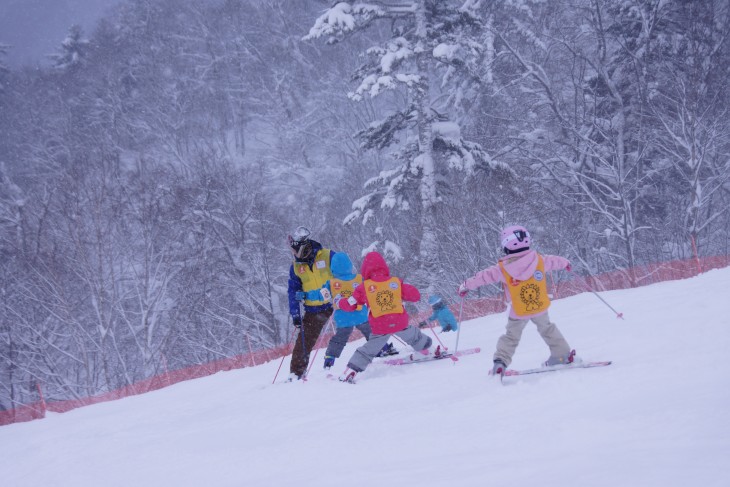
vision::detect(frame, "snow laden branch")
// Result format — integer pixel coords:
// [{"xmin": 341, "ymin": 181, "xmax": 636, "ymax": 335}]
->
[{"xmin": 302, "ymin": 2, "xmax": 386, "ymax": 43}]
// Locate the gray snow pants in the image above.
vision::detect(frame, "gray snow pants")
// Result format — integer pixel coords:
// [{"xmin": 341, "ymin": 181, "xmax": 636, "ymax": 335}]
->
[
  {"xmin": 493, "ymin": 312, "xmax": 571, "ymax": 367},
  {"xmin": 347, "ymin": 325, "xmax": 432, "ymax": 372},
  {"xmin": 325, "ymin": 322, "xmax": 372, "ymax": 358}
]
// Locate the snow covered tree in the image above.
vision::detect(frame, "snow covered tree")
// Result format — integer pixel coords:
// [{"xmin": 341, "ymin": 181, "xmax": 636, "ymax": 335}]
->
[
  {"xmin": 648, "ymin": 0, "xmax": 730, "ymax": 257},
  {"xmin": 304, "ymin": 1, "xmax": 509, "ymax": 291},
  {"xmin": 49, "ymin": 25, "xmax": 89, "ymax": 72},
  {"xmin": 488, "ymin": 0, "xmax": 670, "ymax": 277}
]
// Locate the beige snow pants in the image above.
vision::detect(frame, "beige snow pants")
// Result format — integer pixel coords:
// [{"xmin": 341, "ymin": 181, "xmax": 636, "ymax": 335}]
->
[{"xmin": 493, "ymin": 312, "xmax": 571, "ymax": 366}]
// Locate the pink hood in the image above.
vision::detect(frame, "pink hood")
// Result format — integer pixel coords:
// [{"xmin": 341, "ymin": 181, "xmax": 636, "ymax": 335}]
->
[
  {"xmin": 499, "ymin": 250, "xmax": 540, "ymax": 281},
  {"xmin": 361, "ymin": 251, "xmax": 390, "ymax": 281},
  {"xmin": 343, "ymin": 251, "xmax": 421, "ymax": 334}
]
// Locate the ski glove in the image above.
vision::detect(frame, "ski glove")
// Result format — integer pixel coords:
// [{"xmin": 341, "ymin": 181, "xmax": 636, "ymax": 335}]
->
[
  {"xmin": 418, "ymin": 321, "xmax": 428, "ymax": 329},
  {"xmin": 295, "ymin": 291, "xmax": 307, "ymax": 301},
  {"xmin": 458, "ymin": 283, "xmax": 468, "ymax": 297},
  {"xmin": 566, "ymin": 263, "xmax": 572, "ymax": 272},
  {"xmin": 292, "ymin": 316, "xmax": 302, "ymax": 329},
  {"xmin": 323, "ymin": 356, "xmax": 335, "ymax": 369}
]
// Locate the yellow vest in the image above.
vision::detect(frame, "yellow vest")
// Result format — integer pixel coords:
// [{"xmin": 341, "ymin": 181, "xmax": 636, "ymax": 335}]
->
[
  {"xmin": 331, "ymin": 275, "xmax": 364, "ymax": 311},
  {"xmin": 364, "ymin": 277, "xmax": 403, "ymax": 318},
  {"xmin": 499, "ymin": 255, "xmax": 551, "ymax": 317},
  {"xmin": 293, "ymin": 249, "xmax": 332, "ymax": 307}
]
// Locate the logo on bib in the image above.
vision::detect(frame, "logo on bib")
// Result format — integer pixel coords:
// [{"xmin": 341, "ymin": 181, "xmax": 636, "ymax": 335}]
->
[
  {"xmin": 333, "ymin": 281, "xmax": 341, "ymax": 290},
  {"xmin": 375, "ymin": 290, "xmax": 396, "ymax": 313},
  {"xmin": 533, "ymin": 271, "xmax": 544, "ymax": 281},
  {"xmin": 389, "ymin": 282, "xmax": 399, "ymax": 290}
]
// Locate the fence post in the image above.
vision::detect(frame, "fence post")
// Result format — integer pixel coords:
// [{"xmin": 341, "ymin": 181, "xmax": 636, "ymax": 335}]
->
[
  {"xmin": 246, "ymin": 334, "xmax": 256, "ymax": 367},
  {"xmin": 36, "ymin": 382, "xmax": 47, "ymax": 418},
  {"xmin": 691, "ymin": 235, "xmax": 702, "ymax": 274}
]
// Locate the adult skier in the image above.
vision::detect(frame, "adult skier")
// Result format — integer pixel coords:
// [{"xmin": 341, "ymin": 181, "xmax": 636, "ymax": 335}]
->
[{"xmin": 287, "ymin": 226, "xmax": 335, "ymax": 380}]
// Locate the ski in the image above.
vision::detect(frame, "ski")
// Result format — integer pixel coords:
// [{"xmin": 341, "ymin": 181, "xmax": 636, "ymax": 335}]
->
[
  {"xmin": 502, "ymin": 360, "xmax": 612, "ymax": 377},
  {"xmin": 381, "ymin": 347, "xmax": 481, "ymax": 366}
]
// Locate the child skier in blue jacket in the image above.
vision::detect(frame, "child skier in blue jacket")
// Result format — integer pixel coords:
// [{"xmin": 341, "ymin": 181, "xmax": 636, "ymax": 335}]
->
[
  {"xmin": 419, "ymin": 295, "xmax": 458, "ymax": 332},
  {"xmin": 300, "ymin": 252, "xmax": 396, "ymax": 369}
]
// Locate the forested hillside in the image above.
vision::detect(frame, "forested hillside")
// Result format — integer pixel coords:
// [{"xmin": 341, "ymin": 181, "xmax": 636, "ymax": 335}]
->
[{"xmin": 1, "ymin": 0, "xmax": 728, "ymax": 410}]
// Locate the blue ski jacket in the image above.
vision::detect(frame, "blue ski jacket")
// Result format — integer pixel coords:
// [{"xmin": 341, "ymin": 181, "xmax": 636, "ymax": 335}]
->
[
  {"xmin": 305, "ymin": 253, "xmax": 369, "ymax": 328},
  {"xmin": 428, "ymin": 301, "xmax": 458, "ymax": 332}
]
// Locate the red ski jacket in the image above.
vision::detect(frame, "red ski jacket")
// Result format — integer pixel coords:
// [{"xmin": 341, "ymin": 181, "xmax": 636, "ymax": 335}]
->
[{"xmin": 339, "ymin": 251, "xmax": 420, "ymax": 335}]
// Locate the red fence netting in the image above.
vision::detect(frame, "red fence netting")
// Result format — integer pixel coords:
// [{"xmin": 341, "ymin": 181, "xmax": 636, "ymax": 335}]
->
[{"xmin": 2, "ymin": 254, "xmax": 728, "ymax": 427}]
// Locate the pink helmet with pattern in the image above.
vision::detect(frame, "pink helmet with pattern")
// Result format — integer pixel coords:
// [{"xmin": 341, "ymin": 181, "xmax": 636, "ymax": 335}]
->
[{"xmin": 501, "ymin": 225, "xmax": 530, "ymax": 252}]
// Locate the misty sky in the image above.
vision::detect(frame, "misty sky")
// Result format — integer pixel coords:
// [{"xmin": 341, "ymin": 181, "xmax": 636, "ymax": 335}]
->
[{"xmin": 0, "ymin": 0, "xmax": 120, "ymax": 67}]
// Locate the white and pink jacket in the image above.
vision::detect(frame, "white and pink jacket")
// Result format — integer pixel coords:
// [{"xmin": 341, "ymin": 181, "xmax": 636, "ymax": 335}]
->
[{"xmin": 463, "ymin": 249, "xmax": 569, "ymax": 319}]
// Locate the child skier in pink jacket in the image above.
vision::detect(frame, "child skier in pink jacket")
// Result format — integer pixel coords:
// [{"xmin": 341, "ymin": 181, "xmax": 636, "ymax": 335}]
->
[
  {"xmin": 458, "ymin": 225, "xmax": 578, "ymax": 377},
  {"xmin": 338, "ymin": 251, "xmax": 434, "ymax": 383}
]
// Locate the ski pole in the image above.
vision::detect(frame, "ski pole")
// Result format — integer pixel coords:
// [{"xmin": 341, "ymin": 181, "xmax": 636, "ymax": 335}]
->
[
  {"xmin": 427, "ymin": 320, "xmax": 448, "ymax": 351},
  {"xmin": 298, "ymin": 301, "xmax": 307, "ymax": 376},
  {"xmin": 569, "ymin": 270, "xmax": 624, "ymax": 319},
  {"xmin": 392, "ymin": 334, "xmax": 408, "ymax": 347},
  {"xmin": 454, "ymin": 296, "xmax": 464, "ymax": 354},
  {"xmin": 272, "ymin": 326, "xmax": 298, "ymax": 384}
]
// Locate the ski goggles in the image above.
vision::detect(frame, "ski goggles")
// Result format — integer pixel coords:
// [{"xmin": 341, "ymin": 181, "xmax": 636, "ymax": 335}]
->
[
  {"xmin": 501, "ymin": 229, "xmax": 529, "ymax": 248},
  {"xmin": 288, "ymin": 226, "xmax": 311, "ymax": 250},
  {"xmin": 288, "ymin": 235, "xmax": 307, "ymax": 251}
]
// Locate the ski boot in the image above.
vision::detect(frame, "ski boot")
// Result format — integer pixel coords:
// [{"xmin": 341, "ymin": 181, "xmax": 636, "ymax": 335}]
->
[
  {"xmin": 376, "ymin": 342, "xmax": 398, "ymax": 357},
  {"xmin": 323, "ymin": 356, "xmax": 335, "ymax": 370},
  {"xmin": 491, "ymin": 360, "xmax": 506, "ymax": 378},
  {"xmin": 543, "ymin": 349, "xmax": 578, "ymax": 367},
  {"xmin": 338, "ymin": 367, "xmax": 358, "ymax": 384}
]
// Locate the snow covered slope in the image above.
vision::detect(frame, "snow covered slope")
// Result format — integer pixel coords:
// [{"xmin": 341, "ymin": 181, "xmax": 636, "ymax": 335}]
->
[{"xmin": 2, "ymin": 268, "xmax": 729, "ymax": 487}]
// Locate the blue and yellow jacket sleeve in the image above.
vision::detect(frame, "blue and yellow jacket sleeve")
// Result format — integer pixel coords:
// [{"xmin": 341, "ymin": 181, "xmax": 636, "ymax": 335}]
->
[{"xmin": 287, "ymin": 249, "xmax": 336, "ymax": 319}]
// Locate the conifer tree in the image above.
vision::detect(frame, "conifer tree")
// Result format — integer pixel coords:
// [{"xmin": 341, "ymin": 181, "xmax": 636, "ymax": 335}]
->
[{"xmin": 305, "ymin": 0, "xmax": 509, "ymax": 290}]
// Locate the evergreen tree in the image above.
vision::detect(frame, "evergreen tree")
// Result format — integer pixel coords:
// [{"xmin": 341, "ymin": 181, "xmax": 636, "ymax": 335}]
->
[
  {"xmin": 49, "ymin": 25, "xmax": 89, "ymax": 72},
  {"xmin": 304, "ymin": 0, "xmax": 509, "ymax": 291}
]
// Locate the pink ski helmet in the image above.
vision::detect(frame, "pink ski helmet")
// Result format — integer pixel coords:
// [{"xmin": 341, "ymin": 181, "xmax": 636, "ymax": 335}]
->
[{"xmin": 501, "ymin": 225, "xmax": 530, "ymax": 252}]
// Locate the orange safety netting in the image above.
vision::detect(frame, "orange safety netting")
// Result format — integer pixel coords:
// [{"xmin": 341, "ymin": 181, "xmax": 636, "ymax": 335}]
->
[{"xmin": 2, "ymin": 254, "xmax": 728, "ymax": 427}]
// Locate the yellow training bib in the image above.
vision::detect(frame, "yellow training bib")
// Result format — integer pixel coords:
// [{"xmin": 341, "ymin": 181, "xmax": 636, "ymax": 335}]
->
[
  {"xmin": 331, "ymin": 275, "xmax": 363, "ymax": 311},
  {"xmin": 364, "ymin": 277, "xmax": 403, "ymax": 318},
  {"xmin": 293, "ymin": 249, "xmax": 332, "ymax": 306},
  {"xmin": 499, "ymin": 255, "xmax": 550, "ymax": 317}
]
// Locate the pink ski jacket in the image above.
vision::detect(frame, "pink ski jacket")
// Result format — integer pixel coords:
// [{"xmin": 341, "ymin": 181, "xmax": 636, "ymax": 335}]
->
[{"xmin": 463, "ymin": 250, "xmax": 569, "ymax": 319}]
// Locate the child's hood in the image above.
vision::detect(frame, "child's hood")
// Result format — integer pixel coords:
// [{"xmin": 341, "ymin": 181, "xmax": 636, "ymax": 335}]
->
[
  {"xmin": 498, "ymin": 249, "xmax": 539, "ymax": 281},
  {"xmin": 361, "ymin": 251, "xmax": 390, "ymax": 281},
  {"xmin": 331, "ymin": 253, "xmax": 356, "ymax": 280}
]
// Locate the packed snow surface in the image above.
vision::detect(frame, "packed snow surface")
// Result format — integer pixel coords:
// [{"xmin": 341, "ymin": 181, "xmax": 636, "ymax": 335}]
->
[{"xmin": 2, "ymin": 268, "xmax": 729, "ymax": 487}]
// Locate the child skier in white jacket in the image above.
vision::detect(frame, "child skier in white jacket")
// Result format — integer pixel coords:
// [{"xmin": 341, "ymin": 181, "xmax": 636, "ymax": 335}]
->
[{"xmin": 458, "ymin": 225, "xmax": 577, "ymax": 377}]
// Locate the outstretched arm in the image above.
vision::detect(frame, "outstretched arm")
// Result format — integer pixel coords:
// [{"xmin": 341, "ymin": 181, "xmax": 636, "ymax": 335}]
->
[
  {"xmin": 400, "ymin": 281, "xmax": 421, "ymax": 303},
  {"xmin": 340, "ymin": 282, "xmax": 366, "ymax": 311},
  {"xmin": 463, "ymin": 264, "xmax": 502, "ymax": 291}
]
